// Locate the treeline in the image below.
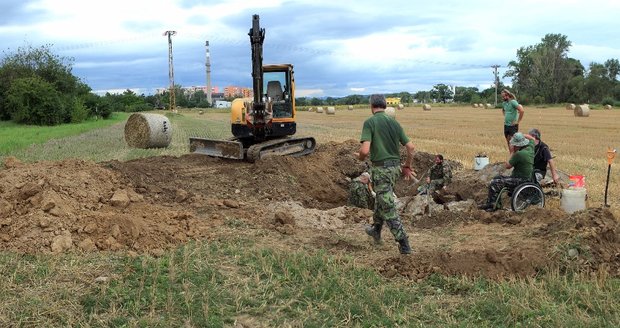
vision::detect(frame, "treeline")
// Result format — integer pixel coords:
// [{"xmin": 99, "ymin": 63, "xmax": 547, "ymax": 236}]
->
[{"xmin": 0, "ymin": 44, "xmax": 205, "ymax": 126}]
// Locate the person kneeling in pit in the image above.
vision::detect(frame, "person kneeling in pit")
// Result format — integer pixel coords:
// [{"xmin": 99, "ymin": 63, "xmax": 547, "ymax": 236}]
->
[
  {"xmin": 417, "ymin": 154, "xmax": 452, "ymax": 195},
  {"xmin": 348, "ymin": 172, "xmax": 375, "ymax": 210}
]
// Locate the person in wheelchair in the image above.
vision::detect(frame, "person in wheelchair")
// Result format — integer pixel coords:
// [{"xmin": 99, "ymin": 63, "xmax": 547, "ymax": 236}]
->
[
  {"xmin": 525, "ymin": 128, "xmax": 560, "ymax": 186},
  {"xmin": 479, "ymin": 132, "xmax": 535, "ymax": 212}
]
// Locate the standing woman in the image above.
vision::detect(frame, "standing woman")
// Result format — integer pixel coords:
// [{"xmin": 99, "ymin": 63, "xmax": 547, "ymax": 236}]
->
[{"xmin": 501, "ymin": 89, "xmax": 525, "ymax": 152}]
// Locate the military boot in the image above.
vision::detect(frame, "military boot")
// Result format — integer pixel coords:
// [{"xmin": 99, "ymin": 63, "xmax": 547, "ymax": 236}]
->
[
  {"xmin": 398, "ymin": 237, "xmax": 412, "ymax": 255},
  {"xmin": 365, "ymin": 224, "xmax": 382, "ymax": 244}
]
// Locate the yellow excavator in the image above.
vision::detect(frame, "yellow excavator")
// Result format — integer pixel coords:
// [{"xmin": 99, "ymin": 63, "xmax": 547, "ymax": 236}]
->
[{"xmin": 189, "ymin": 14, "xmax": 316, "ymax": 162}]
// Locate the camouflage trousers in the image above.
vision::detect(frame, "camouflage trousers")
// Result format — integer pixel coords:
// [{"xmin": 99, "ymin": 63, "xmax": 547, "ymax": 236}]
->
[
  {"xmin": 348, "ymin": 181, "xmax": 372, "ymax": 209},
  {"xmin": 370, "ymin": 165, "xmax": 407, "ymax": 241},
  {"xmin": 417, "ymin": 180, "xmax": 443, "ymax": 194}
]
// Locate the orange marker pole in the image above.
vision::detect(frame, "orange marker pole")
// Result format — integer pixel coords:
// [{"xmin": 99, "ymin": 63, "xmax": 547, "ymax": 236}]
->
[{"xmin": 604, "ymin": 148, "xmax": 617, "ymax": 207}]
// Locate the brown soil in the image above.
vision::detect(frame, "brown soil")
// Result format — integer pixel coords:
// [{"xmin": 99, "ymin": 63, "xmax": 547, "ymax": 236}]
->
[{"xmin": 1, "ymin": 140, "xmax": 619, "ymax": 280}]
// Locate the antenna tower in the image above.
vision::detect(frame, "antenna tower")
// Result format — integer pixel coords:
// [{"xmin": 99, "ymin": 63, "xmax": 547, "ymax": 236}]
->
[{"xmin": 163, "ymin": 31, "xmax": 177, "ymax": 111}]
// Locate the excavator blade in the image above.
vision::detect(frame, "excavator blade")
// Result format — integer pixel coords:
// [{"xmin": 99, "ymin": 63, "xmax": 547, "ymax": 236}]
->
[{"xmin": 189, "ymin": 137, "xmax": 244, "ymax": 159}]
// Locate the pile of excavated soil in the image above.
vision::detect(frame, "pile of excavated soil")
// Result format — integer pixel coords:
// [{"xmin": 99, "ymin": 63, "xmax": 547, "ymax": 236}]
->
[{"xmin": 1, "ymin": 140, "xmax": 619, "ymax": 279}]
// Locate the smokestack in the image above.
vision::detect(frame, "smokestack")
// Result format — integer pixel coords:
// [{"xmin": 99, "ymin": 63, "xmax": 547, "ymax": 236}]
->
[{"xmin": 205, "ymin": 40, "xmax": 212, "ymax": 106}]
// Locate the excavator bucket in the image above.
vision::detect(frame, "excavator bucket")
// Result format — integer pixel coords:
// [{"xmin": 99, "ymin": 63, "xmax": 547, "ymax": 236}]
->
[{"xmin": 189, "ymin": 137, "xmax": 244, "ymax": 160}]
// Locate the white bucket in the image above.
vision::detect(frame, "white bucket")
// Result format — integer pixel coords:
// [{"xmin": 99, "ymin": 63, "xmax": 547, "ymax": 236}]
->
[
  {"xmin": 560, "ymin": 188, "xmax": 587, "ymax": 214},
  {"xmin": 474, "ymin": 156, "xmax": 489, "ymax": 170}
]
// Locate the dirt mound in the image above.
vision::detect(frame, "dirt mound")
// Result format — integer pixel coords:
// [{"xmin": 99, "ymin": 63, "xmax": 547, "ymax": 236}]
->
[
  {"xmin": 0, "ymin": 157, "xmax": 215, "ymax": 254},
  {"xmin": 2, "ymin": 142, "xmax": 620, "ymax": 280}
]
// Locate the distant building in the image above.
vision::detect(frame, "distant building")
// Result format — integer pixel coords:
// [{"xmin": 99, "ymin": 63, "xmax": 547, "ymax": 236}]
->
[
  {"xmin": 224, "ymin": 86, "xmax": 252, "ymax": 98},
  {"xmin": 386, "ymin": 97, "xmax": 401, "ymax": 105},
  {"xmin": 215, "ymin": 100, "xmax": 232, "ymax": 108}
]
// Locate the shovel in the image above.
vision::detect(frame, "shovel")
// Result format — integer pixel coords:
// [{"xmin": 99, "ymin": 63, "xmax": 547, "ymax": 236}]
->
[{"xmin": 605, "ymin": 148, "xmax": 617, "ymax": 207}]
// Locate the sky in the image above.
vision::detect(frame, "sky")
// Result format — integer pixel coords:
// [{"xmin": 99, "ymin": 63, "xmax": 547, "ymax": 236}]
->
[{"xmin": 2, "ymin": 0, "xmax": 620, "ymax": 98}]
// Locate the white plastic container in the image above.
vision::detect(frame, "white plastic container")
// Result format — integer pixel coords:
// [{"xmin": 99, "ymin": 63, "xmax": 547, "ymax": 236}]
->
[
  {"xmin": 474, "ymin": 156, "xmax": 489, "ymax": 171},
  {"xmin": 560, "ymin": 188, "xmax": 587, "ymax": 213}
]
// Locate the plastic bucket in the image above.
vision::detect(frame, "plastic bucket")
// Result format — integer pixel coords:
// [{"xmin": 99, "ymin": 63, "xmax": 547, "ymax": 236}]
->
[
  {"xmin": 560, "ymin": 188, "xmax": 587, "ymax": 213},
  {"xmin": 568, "ymin": 175, "xmax": 585, "ymax": 188},
  {"xmin": 474, "ymin": 156, "xmax": 489, "ymax": 170}
]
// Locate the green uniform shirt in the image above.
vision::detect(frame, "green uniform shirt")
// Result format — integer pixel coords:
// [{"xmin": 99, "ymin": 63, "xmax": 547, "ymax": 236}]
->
[
  {"xmin": 509, "ymin": 139, "xmax": 535, "ymax": 179},
  {"xmin": 360, "ymin": 111, "xmax": 409, "ymax": 162},
  {"xmin": 503, "ymin": 99, "xmax": 520, "ymax": 126}
]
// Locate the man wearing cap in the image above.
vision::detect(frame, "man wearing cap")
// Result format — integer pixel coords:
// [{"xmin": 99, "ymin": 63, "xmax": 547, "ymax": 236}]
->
[
  {"xmin": 357, "ymin": 94, "xmax": 416, "ymax": 254},
  {"xmin": 479, "ymin": 132, "xmax": 534, "ymax": 211},
  {"xmin": 525, "ymin": 128, "xmax": 560, "ymax": 185},
  {"xmin": 348, "ymin": 172, "xmax": 374, "ymax": 209},
  {"xmin": 501, "ymin": 89, "xmax": 525, "ymax": 152}
]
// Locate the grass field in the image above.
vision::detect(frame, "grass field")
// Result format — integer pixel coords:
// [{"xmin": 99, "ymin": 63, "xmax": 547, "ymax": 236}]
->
[{"xmin": 1, "ymin": 105, "xmax": 619, "ymax": 326}]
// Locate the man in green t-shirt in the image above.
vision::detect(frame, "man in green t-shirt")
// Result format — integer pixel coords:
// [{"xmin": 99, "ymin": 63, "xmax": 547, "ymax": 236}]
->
[
  {"xmin": 479, "ymin": 132, "xmax": 534, "ymax": 212},
  {"xmin": 501, "ymin": 89, "xmax": 525, "ymax": 152},
  {"xmin": 357, "ymin": 94, "xmax": 416, "ymax": 254}
]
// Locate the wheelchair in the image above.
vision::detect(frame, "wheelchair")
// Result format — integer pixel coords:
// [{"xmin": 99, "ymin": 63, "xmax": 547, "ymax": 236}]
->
[{"xmin": 493, "ymin": 170, "xmax": 545, "ymax": 212}]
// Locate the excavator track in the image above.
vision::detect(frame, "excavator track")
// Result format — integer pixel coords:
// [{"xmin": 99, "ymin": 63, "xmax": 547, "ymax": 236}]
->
[{"xmin": 246, "ymin": 137, "xmax": 316, "ymax": 162}]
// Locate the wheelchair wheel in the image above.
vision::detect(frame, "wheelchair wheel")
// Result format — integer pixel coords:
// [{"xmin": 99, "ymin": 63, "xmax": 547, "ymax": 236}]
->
[{"xmin": 511, "ymin": 183, "xmax": 545, "ymax": 212}]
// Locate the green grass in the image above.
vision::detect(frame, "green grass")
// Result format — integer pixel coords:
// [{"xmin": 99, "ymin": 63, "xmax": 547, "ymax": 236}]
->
[
  {"xmin": 0, "ymin": 111, "xmax": 231, "ymax": 163},
  {"xmin": 1, "ymin": 241, "xmax": 618, "ymax": 327},
  {"xmin": 0, "ymin": 113, "xmax": 130, "ymax": 156}
]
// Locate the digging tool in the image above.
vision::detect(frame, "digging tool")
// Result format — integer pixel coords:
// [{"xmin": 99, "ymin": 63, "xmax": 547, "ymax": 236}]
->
[
  {"xmin": 426, "ymin": 182, "xmax": 432, "ymax": 217},
  {"xmin": 604, "ymin": 148, "xmax": 616, "ymax": 207}
]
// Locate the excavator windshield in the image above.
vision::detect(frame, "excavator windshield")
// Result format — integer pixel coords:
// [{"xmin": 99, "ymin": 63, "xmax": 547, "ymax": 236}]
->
[{"xmin": 264, "ymin": 70, "xmax": 292, "ymax": 119}]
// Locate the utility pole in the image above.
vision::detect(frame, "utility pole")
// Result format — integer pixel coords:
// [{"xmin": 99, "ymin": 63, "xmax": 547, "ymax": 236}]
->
[
  {"xmin": 163, "ymin": 31, "xmax": 177, "ymax": 112},
  {"xmin": 492, "ymin": 65, "xmax": 500, "ymax": 107},
  {"xmin": 205, "ymin": 40, "xmax": 212, "ymax": 106}
]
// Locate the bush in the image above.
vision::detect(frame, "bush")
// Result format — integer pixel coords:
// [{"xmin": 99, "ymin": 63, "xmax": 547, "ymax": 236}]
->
[
  {"xmin": 601, "ymin": 97, "xmax": 615, "ymax": 106},
  {"xmin": 5, "ymin": 76, "xmax": 66, "ymax": 125}
]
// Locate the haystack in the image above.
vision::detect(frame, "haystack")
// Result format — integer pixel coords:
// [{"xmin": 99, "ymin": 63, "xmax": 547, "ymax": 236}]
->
[
  {"xmin": 484, "ymin": 103, "xmax": 492, "ymax": 109},
  {"xmin": 605, "ymin": 104, "xmax": 612, "ymax": 110},
  {"xmin": 423, "ymin": 104, "xmax": 432, "ymax": 111},
  {"xmin": 473, "ymin": 104, "xmax": 479, "ymax": 108},
  {"xmin": 124, "ymin": 113, "xmax": 172, "ymax": 148},
  {"xmin": 398, "ymin": 104, "xmax": 404, "ymax": 110},
  {"xmin": 348, "ymin": 105, "xmax": 353, "ymax": 110},
  {"xmin": 316, "ymin": 107, "xmax": 324, "ymax": 113},
  {"xmin": 566, "ymin": 103, "xmax": 576, "ymax": 110},
  {"xmin": 385, "ymin": 107, "xmax": 396, "ymax": 118},
  {"xmin": 326, "ymin": 107, "xmax": 336, "ymax": 115},
  {"xmin": 574, "ymin": 104, "xmax": 590, "ymax": 117}
]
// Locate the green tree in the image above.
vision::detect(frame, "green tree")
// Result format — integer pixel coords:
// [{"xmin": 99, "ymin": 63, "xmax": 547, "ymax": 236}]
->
[
  {"xmin": 0, "ymin": 44, "xmax": 94, "ymax": 123},
  {"xmin": 5, "ymin": 76, "xmax": 65, "ymax": 125},
  {"xmin": 453, "ymin": 86, "xmax": 480, "ymax": 103},
  {"xmin": 430, "ymin": 84, "xmax": 453, "ymax": 103},
  {"xmin": 505, "ymin": 34, "xmax": 581, "ymax": 103}
]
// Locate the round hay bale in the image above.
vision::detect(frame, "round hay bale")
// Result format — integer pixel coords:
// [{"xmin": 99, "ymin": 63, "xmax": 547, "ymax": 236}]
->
[
  {"xmin": 605, "ymin": 104, "xmax": 612, "ymax": 110},
  {"xmin": 574, "ymin": 104, "xmax": 590, "ymax": 117},
  {"xmin": 385, "ymin": 107, "xmax": 396, "ymax": 118},
  {"xmin": 198, "ymin": 110, "xmax": 204, "ymax": 115},
  {"xmin": 326, "ymin": 106, "xmax": 336, "ymax": 115},
  {"xmin": 478, "ymin": 103, "xmax": 484, "ymax": 108},
  {"xmin": 348, "ymin": 105, "xmax": 354, "ymax": 110},
  {"xmin": 485, "ymin": 103, "xmax": 492, "ymax": 109},
  {"xmin": 473, "ymin": 104, "xmax": 479, "ymax": 108},
  {"xmin": 566, "ymin": 103, "xmax": 576, "ymax": 110},
  {"xmin": 423, "ymin": 104, "xmax": 432, "ymax": 111},
  {"xmin": 316, "ymin": 107, "xmax": 324, "ymax": 113},
  {"xmin": 398, "ymin": 104, "xmax": 404, "ymax": 110},
  {"xmin": 124, "ymin": 113, "xmax": 172, "ymax": 148}
]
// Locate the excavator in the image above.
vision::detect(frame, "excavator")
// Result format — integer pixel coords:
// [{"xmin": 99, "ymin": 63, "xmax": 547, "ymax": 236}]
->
[{"xmin": 189, "ymin": 14, "xmax": 316, "ymax": 162}]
